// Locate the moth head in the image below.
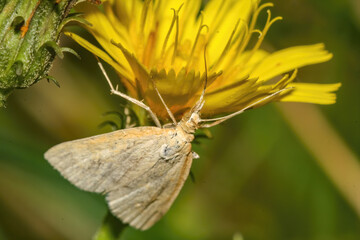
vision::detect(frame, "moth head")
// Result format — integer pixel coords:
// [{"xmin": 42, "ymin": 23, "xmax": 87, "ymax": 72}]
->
[{"xmin": 179, "ymin": 111, "xmax": 201, "ymax": 134}]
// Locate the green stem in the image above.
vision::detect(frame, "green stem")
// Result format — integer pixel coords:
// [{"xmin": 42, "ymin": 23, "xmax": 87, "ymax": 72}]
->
[{"xmin": 93, "ymin": 211, "xmax": 128, "ymax": 240}]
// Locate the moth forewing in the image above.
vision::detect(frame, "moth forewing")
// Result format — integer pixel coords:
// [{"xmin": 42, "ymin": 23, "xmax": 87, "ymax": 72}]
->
[
  {"xmin": 107, "ymin": 142, "xmax": 193, "ymax": 230},
  {"xmin": 44, "ymin": 125, "xmax": 195, "ymax": 230}
]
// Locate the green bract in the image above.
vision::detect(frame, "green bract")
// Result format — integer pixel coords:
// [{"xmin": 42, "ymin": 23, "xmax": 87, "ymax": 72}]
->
[{"xmin": 0, "ymin": 0, "xmax": 85, "ymax": 107}]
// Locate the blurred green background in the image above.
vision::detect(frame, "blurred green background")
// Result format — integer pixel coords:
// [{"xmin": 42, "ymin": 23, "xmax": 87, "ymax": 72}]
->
[{"xmin": 1, "ymin": 0, "xmax": 360, "ymax": 239}]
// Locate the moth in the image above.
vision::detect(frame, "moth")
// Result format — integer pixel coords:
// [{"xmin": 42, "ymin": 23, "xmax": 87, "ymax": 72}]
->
[{"xmin": 44, "ymin": 58, "xmax": 287, "ymax": 230}]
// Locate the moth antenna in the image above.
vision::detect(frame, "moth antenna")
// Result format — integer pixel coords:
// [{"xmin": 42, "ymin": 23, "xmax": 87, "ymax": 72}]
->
[
  {"xmin": 200, "ymin": 44, "xmax": 208, "ymax": 105},
  {"xmin": 150, "ymin": 76, "xmax": 177, "ymax": 125},
  {"xmin": 200, "ymin": 87, "xmax": 293, "ymax": 128},
  {"xmin": 95, "ymin": 56, "xmax": 162, "ymax": 128},
  {"xmin": 191, "ymin": 45, "xmax": 208, "ymax": 114}
]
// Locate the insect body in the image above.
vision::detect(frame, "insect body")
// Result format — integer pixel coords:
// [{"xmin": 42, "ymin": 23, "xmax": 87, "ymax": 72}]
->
[{"xmin": 45, "ymin": 108, "xmax": 203, "ymax": 230}]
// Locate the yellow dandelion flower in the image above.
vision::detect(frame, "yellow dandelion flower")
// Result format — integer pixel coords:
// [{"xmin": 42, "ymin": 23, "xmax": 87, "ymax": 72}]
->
[{"xmin": 65, "ymin": 0, "xmax": 340, "ymax": 121}]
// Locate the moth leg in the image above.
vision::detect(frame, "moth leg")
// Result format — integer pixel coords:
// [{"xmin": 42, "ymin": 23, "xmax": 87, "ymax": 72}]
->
[
  {"xmin": 199, "ymin": 88, "xmax": 292, "ymax": 128},
  {"xmin": 150, "ymin": 76, "xmax": 177, "ymax": 125},
  {"xmin": 97, "ymin": 58, "xmax": 162, "ymax": 128},
  {"xmin": 192, "ymin": 151, "xmax": 200, "ymax": 159}
]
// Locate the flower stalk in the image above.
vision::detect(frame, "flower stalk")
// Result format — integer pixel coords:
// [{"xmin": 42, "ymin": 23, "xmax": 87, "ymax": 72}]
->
[{"xmin": 93, "ymin": 211, "xmax": 127, "ymax": 240}]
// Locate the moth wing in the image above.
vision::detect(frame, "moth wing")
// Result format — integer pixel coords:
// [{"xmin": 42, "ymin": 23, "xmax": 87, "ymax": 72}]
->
[
  {"xmin": 44, "ymin": 126, "xmax": 170, "ymax": 193},
  {"xmin": 107, "ymin": 143, "xmax": 193, "ymax": 230},
  {"xmin": 44, "ymin": 126, "xmax": 193, "ymax": 230}
]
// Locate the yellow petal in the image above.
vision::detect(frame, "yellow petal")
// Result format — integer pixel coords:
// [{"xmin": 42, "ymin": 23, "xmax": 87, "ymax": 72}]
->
[
  {"xmin": 211, "ymin": 49, "xmax": 268, "ymax": 89},
  {"xmin": 111, "ymin": 41, "xmax": 149, "ymax": 94},
  {"xmin": 75, "ymin": 2, "xmax": 133, "ymax": 63},
  {"xmin": 64, "ymin": 32, "xmax": 135, "ymax": 92},
  {"xmin": 250, "ymin": 44, "xmax": 333, "ymax": 81},
  {"xmin": 148, "ymin": 68, "xmax": 200, "ymax": 119},
  {"xmin": 178, "ymin": 0, "xmax": 201, "ymax": 42},
  {"xmin": 204, "ymin": 0, "xmax": 255, "ymax": 64},
  {"xmin": 64, "ymin": 32, "xmax": 123, "ymax": 74},
  {"xmin": 280, "ymin": 82, "xmax": 341, "ymax": 104},
  {"xmin": 203, "ymin": 77, "xmax": 260, "ymax": 115}
]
